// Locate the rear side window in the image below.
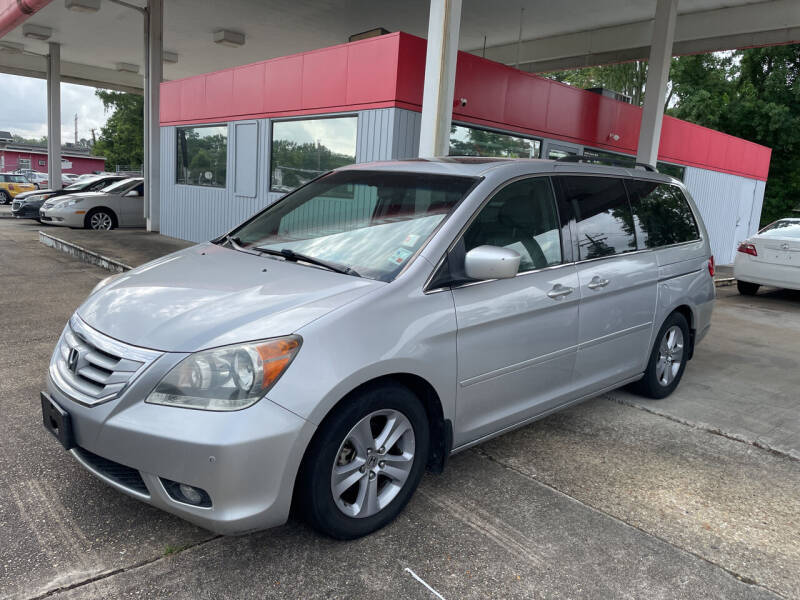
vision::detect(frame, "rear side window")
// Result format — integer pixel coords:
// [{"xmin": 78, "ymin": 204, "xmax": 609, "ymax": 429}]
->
[
  {"xmin": 463, "ymin": 177, "xmax": 562, "ymax": 272},
  {"xmin": 626, "ymin": 181, "xmax": 699, "ymax": 248},
  {"xmin": 555, "ymin": 176, "xmax": 636, "ymax": 260}
]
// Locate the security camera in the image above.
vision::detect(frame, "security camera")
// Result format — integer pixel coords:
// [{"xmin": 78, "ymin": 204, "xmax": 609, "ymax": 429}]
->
[{"xmin": 458, "ymin": 97, "xmax": 468, "ymax": 107}]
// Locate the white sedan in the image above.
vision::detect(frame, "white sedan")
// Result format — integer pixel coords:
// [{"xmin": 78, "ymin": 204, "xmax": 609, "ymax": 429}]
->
[
  {"xmin": 734, "ymin": 218, "xmax": 800, "ymax": 295},
  {"xmin": 39, "ymin": 177, "xmax": 145, "ymax": 230}
]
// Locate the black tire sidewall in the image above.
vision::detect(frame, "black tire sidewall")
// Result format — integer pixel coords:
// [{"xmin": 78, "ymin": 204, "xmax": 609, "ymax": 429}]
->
[
  {"xmin": 0, "ymin": 191, "xmax": 10, "ymax": 204},
  {"xmin": 298, "ymin": 382, "xmax": 429, "ymax": 540},
  {"xmin": 639, "ymin": 312, "xmax": 690, "ymax": 399},
  {"xmin": 737, "ymin": 280, "xmax": 759, "ymax": 296}
]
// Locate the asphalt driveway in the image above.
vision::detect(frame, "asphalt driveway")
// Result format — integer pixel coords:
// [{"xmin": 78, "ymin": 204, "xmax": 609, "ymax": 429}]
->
[{"xmin": 1, "ymin": 214, "xmax": 799, "ymax": 600}]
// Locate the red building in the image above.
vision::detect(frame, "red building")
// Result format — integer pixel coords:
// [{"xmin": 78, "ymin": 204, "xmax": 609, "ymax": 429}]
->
[{"xmin": 0, "ymin": 140, "xmax": 106, "ymax": 176}]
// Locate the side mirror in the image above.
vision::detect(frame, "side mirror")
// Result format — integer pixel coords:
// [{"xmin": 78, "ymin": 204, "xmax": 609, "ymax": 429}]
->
[
  {"xmin": 464, "ymin": 245, "xmax": 520, "ymax": 280},
  {"xmin": 125, "ymin": 190, "xmax": 140, "ymax": 197}
]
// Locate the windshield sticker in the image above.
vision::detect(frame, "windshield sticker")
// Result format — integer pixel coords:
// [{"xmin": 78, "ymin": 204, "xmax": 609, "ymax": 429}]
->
[
  {"xmin": 401, "ymin": 233, "xmax": 420, "ymax": 247},
  {"xmin": 389, "ymin": 247, "xmax": 413, "ymax": 266}
]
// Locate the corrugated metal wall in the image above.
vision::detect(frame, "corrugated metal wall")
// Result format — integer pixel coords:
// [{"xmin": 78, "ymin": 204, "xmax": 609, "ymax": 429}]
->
[
  {"xmin": 684, "ymin": 167, "xmax": 765, "ymax": 265},
  {"xmin": 160, "ymin": 108, "xmax": 413, "ymax": 242},
  {"xmin": 161, "ymin": 106, "xmax": 765, "ymax": 265}
]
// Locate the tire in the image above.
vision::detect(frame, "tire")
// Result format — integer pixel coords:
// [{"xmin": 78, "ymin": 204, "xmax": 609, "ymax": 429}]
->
[
  {"xmin": 737, "ymin": 280, "xmax": 760, "ymax": 296},
  {"xmin": 631, "ymin": 312, "xmax": 690, "ymax": 400},
  {"xmin": 296, "ymin": 382, "xmax": 430, "ymax": 540},
  {"xmin": 85, "ymin": 208, "xmax": 116, "ymax": 230},
  {"xmin": 0, "ymin": 191, "xmax": 10, "ymax": 205}
]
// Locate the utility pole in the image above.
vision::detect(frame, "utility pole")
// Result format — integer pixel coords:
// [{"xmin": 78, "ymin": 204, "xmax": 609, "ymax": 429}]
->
[{"xmin": 74, "ymin": 113, "xmax": 78, "ymax": 145}]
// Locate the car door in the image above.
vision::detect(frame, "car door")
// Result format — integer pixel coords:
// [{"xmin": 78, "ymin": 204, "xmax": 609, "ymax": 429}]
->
[
  {"xmin": 450, "ymin": 176, "xmax": 580, "ymax": 447},
  {"xmin": 118, "ymin": 182, "xmax": 145, "ymax": 227},
  {"xmin": 553, "ymin": 175, "xmax": 657, "ymax": 395}
]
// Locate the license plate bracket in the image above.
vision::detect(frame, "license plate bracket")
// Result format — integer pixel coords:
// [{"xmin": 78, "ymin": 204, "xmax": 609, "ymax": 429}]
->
[{"xmin": 40, "ymin": 392, "xmax": 75, "ymax": 450}]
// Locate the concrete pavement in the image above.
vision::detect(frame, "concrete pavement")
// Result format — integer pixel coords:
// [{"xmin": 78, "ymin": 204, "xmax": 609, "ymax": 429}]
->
[{"xmin": 1, "ymin": 215, "xmax": 799, "ymax": 599}]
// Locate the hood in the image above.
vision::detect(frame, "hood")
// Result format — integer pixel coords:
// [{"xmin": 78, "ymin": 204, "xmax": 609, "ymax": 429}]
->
[{"xmin": 77, "ymin": 243, "xmax": 384, "ymax": 352}]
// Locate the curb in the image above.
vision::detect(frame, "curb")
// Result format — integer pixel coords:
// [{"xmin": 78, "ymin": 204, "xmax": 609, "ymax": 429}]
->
[
  {"xmin": 38, "ymin": 231, "xmax": 133, "ymax": 273},
  {"xmin": 714, "ymin": 277, "xmax": 736, "ymax": 287}
]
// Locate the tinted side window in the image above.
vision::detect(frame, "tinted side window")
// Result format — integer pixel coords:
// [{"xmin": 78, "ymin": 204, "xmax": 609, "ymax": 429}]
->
[
  {"xmin": 463, "ymin": 177, "xmax": 562, "ymax": 272},
  {"xmin": 626, "ymin": 181, "xmax": 699, "ymax": 248},
  {"xmin": 556, "ymin": 176, "xmax": 636, "ymax": 260}
]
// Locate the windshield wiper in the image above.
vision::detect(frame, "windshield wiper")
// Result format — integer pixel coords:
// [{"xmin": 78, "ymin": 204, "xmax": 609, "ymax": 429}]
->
[{"xmin": 253, "ymin": 247, "xmax": 360, "ymax": 277}]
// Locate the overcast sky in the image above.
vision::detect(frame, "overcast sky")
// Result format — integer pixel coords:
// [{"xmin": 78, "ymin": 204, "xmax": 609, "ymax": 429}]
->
[{"xmin": 0, "ymin": 73, "xmax": 110, "ymax": 142}]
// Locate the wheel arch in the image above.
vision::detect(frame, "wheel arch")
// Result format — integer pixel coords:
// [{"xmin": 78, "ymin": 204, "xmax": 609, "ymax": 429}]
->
[{"xmin": 666, "ymin": 304, "xmax": 696, "ymax": 359}]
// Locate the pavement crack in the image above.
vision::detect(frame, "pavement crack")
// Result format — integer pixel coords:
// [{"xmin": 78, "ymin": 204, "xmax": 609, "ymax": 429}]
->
[
  {"xmin": 606, "ymin": 392, "xmax": 799, "ymax": 462},
  {"xmin": 470, "ymin": 446, "xmax": 789, "ymax": 600},
  {"xmin": 23, "ymin": 534, "xmax": 223, "ymax": 600}
]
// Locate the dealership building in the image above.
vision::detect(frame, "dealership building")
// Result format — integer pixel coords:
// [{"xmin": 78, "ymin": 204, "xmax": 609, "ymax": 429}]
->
[
  {"xmin": 159, "ymin": 32, "xmax": 770, "ymax": 263},
  {"xmin": 1, "ymin": 0, "xmax": 797, "ymax": 263}
]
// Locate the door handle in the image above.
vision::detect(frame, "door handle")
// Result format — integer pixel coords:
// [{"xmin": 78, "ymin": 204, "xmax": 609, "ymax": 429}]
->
[
  {"xmin": 547, "ymin": 284, "xmax": 574, "ymax": 299},
  {"xmin": 587, "ymin": 277, "xmax": 610, "ymax": 290}
]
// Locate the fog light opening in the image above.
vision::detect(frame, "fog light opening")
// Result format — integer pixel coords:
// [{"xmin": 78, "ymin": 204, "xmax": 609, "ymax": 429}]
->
[{"xmin": 161, "ymin": 478, "xmax": 212, "ymax": 508}]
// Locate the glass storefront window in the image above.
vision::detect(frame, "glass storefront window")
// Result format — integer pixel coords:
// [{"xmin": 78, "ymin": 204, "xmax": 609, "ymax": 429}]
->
[
  {"xmin": 270, "ymin": 116, "xmax": 358, "ymax": 193},
  {"xmin": 176, "ymin": 125, "xmax": 228, "ymax": 187},
  {"xmin": 449, "ymin": 124, "xmax": 541, "ymax": 159},
  {"xmin": 582, "ymin": 148, "xmax": 686, "ymax": 181}
]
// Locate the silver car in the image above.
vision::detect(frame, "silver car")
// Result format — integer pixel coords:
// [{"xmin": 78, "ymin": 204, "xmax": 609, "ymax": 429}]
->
[
  {"xmin": 41, "ymin": 158, "xmax": 715, "ymax": 539},
  {"xmin": 40, "ymin": 177, "xmax": 145, "ymax": 230}
]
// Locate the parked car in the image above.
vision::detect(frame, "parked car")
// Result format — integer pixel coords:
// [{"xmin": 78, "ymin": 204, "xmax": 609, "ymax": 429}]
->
[
  {"xmin": 734, "ymin": 217, "xmax": 800, "ymax": 294},
  {"xmin": 39, "ymin": 177, "xmax": 144, "ymax": 229},
  {"xmin": 62, "ymin": 173, "xmax": 79, "ymax": 183},
  {"xmin": 40, "ymin": 158, "xmax": 715, "ymax": 539},
  {"xmin": 26, "ymin": 171, "xmax": 49, "ymax": 189},
  {"xmin": 12, "ymin": 175, "xmax": 127, "ymax": 220},
  {"xmin": 0, "ymin": 173, "xmax": 37, "ymax": 203}
]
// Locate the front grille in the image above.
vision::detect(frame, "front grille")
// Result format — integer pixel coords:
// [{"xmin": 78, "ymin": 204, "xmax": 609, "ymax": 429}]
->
[
  {"xmin": 73, "ymin": 447, "xmax": 149, "ymax": 496},
  {"xmin": 12, "ymin": 201, "xmax": 20, "ymax": 211},
  {"xmin": 50, "ymin": 316, "xmax": 162, "ymax": 407}
]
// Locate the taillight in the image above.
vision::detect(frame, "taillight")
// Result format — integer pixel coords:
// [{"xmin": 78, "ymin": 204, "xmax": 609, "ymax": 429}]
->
[
  {"xmin": 737, "ymin": 243, "xmax": 757, "ymax": 257},
  {"xmin": 708, "ymin": 255, "xmax": 715, "ymax": 277}
]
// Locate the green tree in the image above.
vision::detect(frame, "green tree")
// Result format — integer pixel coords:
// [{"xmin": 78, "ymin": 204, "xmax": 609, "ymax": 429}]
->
[
  {"xmin": 670, "ymin": 46, "xmax": 800, "ymax": 225},
  {"xmin": 546, "ymin": 61, "xmax": 648, "ymax": 105},
  {"xmin": 92, "ymin": 90, "xmax": 143, "ymax": 170}
]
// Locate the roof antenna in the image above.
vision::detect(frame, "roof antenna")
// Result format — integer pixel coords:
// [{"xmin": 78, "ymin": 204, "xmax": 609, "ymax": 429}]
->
[{"xmin": 514, "ymin": 7, "xmax": 524, "ymax": 68}]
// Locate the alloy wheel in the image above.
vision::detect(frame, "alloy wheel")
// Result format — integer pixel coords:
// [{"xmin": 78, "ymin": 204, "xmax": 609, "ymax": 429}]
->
[
  {"xmin": 90, "ymin": 212, "xmax": 113, "ymax": 230},
  {"xmin": 330, "ymin": 409, "xmax": 415, "ymax": 519},
  {"xmin": 656, "ymin": 325, "xmax": 684, "ymax": 386}
]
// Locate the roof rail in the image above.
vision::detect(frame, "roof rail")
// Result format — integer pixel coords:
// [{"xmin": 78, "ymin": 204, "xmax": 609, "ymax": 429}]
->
[{"xmin": 554, "ymin": 154, "xmax": 659, "ymax": 173}]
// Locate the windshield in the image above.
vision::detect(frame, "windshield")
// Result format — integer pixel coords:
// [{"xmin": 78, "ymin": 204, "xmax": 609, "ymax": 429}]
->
[
  {"xmin": 759, "ymin": 220, "xmax": 800, "ymax": 239},
  {"xmin": 65, "ymin": 178, "xmax": 100, "ymax": 191},
  {"xmin": 102, "ymin": 178, "xmax": 139, "ymax": 193},
  {"xmin": 232, "ymin": 170, "xmax": 477, "ymax": 282}
]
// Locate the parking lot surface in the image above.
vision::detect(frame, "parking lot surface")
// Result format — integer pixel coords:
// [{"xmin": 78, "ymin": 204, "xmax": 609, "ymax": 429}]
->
[{"xmin": 1, "ymin": 216, "xmax": 799, "ymax": 600}]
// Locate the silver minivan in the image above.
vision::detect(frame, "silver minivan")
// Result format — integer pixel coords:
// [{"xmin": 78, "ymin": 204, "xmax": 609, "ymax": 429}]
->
[{"xmin": 41, "ymin": 158, "xmax": 715, "ymax": 539}]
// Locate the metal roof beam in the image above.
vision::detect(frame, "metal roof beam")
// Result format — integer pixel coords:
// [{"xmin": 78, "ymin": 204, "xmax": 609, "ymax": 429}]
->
[
  {"xmin": 476, "ymin": 0, "xmax": 800, "ymax": 72},
  {"xmin": 0, "ymin": 50, "xmax": 143, "ymax": 93}
]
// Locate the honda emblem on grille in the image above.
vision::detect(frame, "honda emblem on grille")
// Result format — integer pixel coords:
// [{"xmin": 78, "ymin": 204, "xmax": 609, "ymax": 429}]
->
[
  {"xmin": 782, "ymin": 243, "xmax": 790, "ymax": 250},
  {"xmin": 67, "ymin": 347, "xmax": 80, "ymax": 374}
]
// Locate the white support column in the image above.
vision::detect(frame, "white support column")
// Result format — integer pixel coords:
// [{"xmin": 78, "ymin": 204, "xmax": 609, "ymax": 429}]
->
[
  {"xmin": 145, "ymin": 0, "xmax": 162, "ymax": 232},
  {"xmin": 636, "ymin": 0, "xmax": 678, "ymax": 167},
  {"xmin": 418, "ymin": 0, "xmax": 462, "ymax": 157},
  {"xmin": 46, "ymin": 42, "xmax": 62, "ymax": 189}
]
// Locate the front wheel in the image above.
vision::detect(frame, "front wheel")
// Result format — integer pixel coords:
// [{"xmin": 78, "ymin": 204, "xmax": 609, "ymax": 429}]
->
[
  {"xmin": 0, "ymin": 191, "xmax": 10, "ymax": 204},
  {"xmin": 631, "ymin": 312, "xmax": 690, "ymax": 400},
  {"xmin": 85, "ymin": 208, "xmax": 116, "ymax": 230},
  {"xmin": 297, "ymin": 382, "xmax": 429, "ymax": 539},
  {"xmin": 737, "ymin": 280, "xmax": 760, "ymax": 296}
]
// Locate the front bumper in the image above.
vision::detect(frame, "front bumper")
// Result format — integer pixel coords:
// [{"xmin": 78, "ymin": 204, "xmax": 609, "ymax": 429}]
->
[
  {"xmin": 12, "ymin": 204, "xmax": 42, "ymax": 219},
  {"xmin": 44, "ymin": 338, "xmax": 316, "ymax": 534},
  {"xmin": 39, "ymin": 206, "xmax": 84, "ymax": 227}
]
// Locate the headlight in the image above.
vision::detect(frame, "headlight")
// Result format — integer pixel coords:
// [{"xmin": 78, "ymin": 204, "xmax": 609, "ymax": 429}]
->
[
  {"xmin": 146, "ymin": 336, "xmax": 302, "ymax": 411},
  {"xmin": 63, "ymin": 197, "xmax": 84, "ymax": 207},
  {"xmin": 23, "ymin": 194, "xmax": 41, "ymax": 203}
]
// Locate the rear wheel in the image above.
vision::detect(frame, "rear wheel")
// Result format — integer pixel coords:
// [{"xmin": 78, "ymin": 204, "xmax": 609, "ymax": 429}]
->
[
  {"xmin": 297, "ymin": 382, "xmax": 429, "ymax": 539},
  {"xmin": 737, "ymin": 280, "xmax": 760, "ymax": 296},
  {"xmin": 85, "ymin": 208, "xmax": 116, "ymax": 230},
  {"xmin": 0, "ymin": 191, "xmax": 10, "ymax": 204},
  {"xmin": 631, "ymin": 312, "xmax": 690, "ymax": 400}
]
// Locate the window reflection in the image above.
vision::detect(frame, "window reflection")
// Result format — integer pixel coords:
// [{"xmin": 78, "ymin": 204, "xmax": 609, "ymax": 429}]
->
[
  {"xmin": 176, "ymin": 125, "xmax": 228, "ymax": 187},
  {"xmin": 271, "ymin": 117, "xmax": 357, "ymax": 193},
  {"xmin": 450, "ymin": 124, "xmax": 541, "ymax": 159},
  {"xmin": 627, "ymin": 181, "xmax": 699, "ymax": 247},
  {"xmin": 558, "ymin": 176, "xmax": 636, "ymax": 259}
]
